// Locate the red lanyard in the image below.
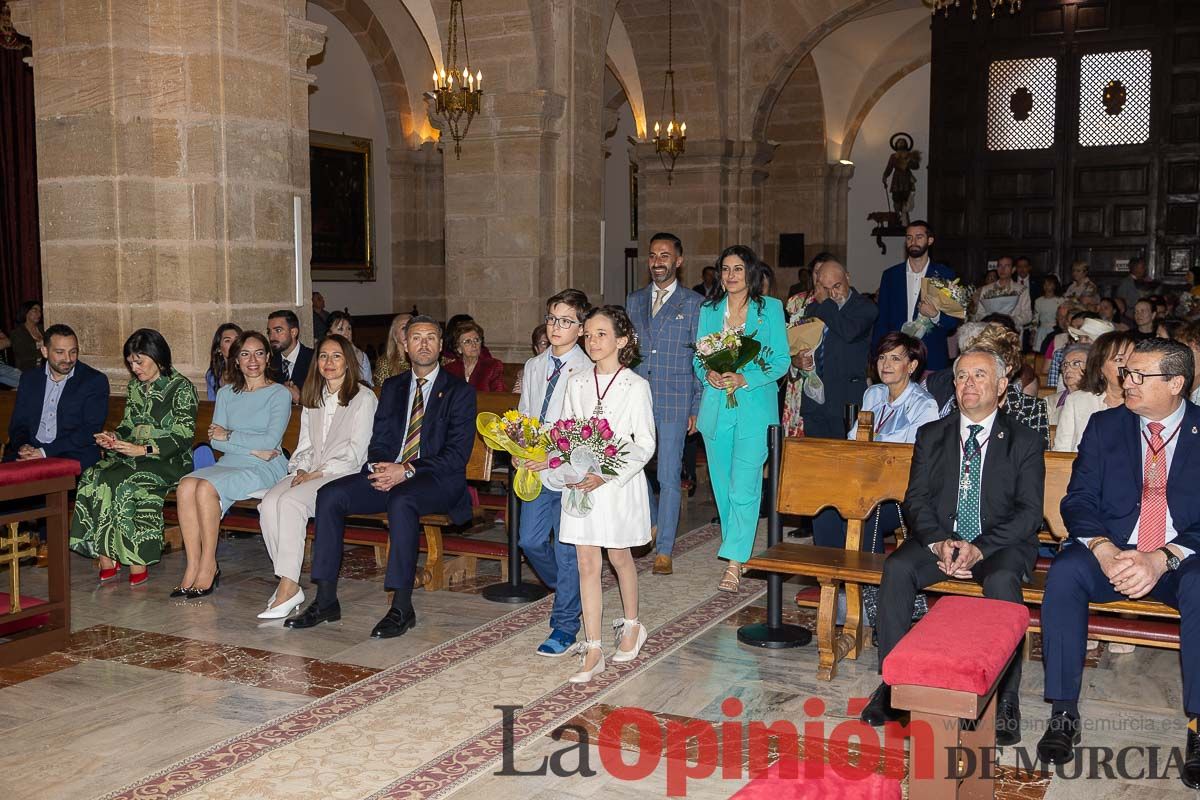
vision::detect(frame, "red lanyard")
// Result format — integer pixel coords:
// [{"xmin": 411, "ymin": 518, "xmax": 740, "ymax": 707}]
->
[
  {"xmin": 594, "ymin": 367, "xmax": 624, "ymax": 405},
  {"xmin": 547, "ymin": 357, "xmax": 565, "ymax": 383},
  {"xmin": 874, "ymin": 405, "xmax": 898, "ymax": 433},
  {"xmin": 1142, "ymin": 421, "xmax": 1183, "ymax": 456},
  {"xmin": 959, "ymin": 431, "xmax": 989, "ymax": 483}
]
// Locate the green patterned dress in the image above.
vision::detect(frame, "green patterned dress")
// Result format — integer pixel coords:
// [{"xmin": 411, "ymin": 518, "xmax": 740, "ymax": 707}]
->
[{"xmin": 69, "ymin": 372, "xmax": 199, "ymax": 565}]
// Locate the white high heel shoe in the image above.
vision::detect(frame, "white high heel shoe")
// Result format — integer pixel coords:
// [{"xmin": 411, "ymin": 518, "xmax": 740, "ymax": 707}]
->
[
  {"xmin": 611, "ymin": 618, "xmax": 648, "ymax": 663},
  {"xmin": 258, "ymin": 589, "xmax": 305, "ymax": 620},
  {"xmin": 567, "ymin": 640, "xmax": 606, "ymax": 683}
]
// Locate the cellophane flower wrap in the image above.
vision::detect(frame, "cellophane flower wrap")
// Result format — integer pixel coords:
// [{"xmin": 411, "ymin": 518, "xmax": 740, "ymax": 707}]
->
[
  {"xmin": 693, "ymin": 328, "xmax": 768, "ymax": 408},
  {"xmin": 540, "ymin": 416, "xmax": 629, "ymax": 517},
  {"xmin": 475, "ymin": 410, "xmax": 547, "ymax": 501},
  {"xmin": 901, "ymin": 277, "xmax": 974, "ymax": 339}
]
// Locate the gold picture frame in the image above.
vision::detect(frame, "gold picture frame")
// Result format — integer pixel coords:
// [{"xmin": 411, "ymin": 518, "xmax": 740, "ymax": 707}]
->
[{"xmin": 309, "ymin": 130, "xmax": 375, "ymax": 282}]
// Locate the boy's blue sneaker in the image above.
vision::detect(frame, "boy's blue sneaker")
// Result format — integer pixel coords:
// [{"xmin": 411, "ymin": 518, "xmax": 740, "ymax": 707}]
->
[{"xmin": 536, "ymin": 629, "xmax": 577, "ymax": 657}]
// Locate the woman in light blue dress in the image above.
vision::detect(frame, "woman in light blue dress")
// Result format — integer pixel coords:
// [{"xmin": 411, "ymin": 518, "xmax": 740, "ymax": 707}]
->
[{"xmin": 173, "ymin": 330, "xmax": 291, "ymax": 598}]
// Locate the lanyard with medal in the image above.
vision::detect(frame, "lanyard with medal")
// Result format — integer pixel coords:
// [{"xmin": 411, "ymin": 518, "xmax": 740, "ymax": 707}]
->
[
  {"xmin": 1143, "ymin": 422, "xmax": 1183, "ymax": 482},
  {"xmin": 959, "ymin": 432, "xmax": 989, "ymax": 493}
]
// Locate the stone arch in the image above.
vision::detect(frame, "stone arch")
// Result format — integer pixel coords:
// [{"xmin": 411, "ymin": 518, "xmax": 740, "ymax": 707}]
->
[
  {"xmin": 310, "ymin": 0, "xmax": 439, "ymax": 147},
  {"xmin": 840, "ymin": 53, "xmax": 932, "ymax": 160},
  {"xmin": 749, "ymin": 0, "xmax": 903, "ymax": 142},
  {"xmin": 605, "ymin": 8, "xmax": 646, "ymax": 137}
]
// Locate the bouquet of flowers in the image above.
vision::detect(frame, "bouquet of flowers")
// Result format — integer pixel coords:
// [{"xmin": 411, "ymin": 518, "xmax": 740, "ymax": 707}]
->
[
  {"xmin": 540, "ymin": 416, "xmax": 629, "ymax": 517},
  {"xmin": 476, "ymin": 410, "xmax": 548, "ymax": 501},
  {"xmin": 901, "ymin": 277, "xmax": 973, "ymax": 339},
  {"xmin": 693, "ymin": 329, "xmax": 770, "ymax": 408}
]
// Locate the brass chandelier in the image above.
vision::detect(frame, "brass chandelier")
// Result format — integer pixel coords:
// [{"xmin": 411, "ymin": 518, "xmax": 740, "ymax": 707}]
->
[
  {"xmin": 431, "ymin": 0, "xmax": 482, "ymax": 158},
  {"xmin": 929, "ymin": 0, "xmax": 1023, "ymax": 19},
  {"xmin": 652, "ymin": 0, "xmax": 686, "ymax": 183}
]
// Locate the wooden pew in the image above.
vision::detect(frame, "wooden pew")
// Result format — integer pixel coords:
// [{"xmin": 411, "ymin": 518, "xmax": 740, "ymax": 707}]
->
[{"xmin": 746, "ymin": 429, "xmax": 1180, "ymax": 681}]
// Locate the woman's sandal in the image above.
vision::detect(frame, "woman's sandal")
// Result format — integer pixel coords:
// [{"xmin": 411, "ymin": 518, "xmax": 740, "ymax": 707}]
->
[{"xmin": 718, "ymin": 562, "xmax": 743, "ymax": 593}]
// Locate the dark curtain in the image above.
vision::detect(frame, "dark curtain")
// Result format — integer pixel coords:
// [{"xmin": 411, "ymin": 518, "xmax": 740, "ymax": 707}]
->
[{"xmin": 0, "ymin": 12, "xmax": 40, "ymax": 334}]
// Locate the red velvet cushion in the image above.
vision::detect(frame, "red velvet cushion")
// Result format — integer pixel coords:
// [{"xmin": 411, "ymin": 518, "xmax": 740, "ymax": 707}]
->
[
  {"xmin": 732, "ymin": 760, "xmax": 900, "ymax": 799},
  {"xmin": 0, "ymin": 457, "xmax": 81, "ymax": 488},
  {"xmin": 882, "ymin": 596, "xmax": 1029, "ymax": 696}
]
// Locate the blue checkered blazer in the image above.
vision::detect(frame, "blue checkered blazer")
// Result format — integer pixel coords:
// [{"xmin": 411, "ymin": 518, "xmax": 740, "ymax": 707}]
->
[{"xmin": 626, "ymin": 283, "xmax": 704, "ymax": 423}]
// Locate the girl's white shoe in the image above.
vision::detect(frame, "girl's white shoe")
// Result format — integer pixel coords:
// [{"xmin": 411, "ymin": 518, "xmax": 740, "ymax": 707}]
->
[
  {"xmin": 611, "ymin": 618, "xmax": 648, "ymax": 663},
  {"xmin": 567, "ymin": 640, "xmax": 606, "ymax": 683}
]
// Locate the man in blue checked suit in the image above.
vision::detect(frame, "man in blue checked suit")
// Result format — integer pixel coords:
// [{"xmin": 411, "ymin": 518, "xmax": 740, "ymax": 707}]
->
[{"xmin": 626, "ymin": 232, "xmax": 704, "ymax": 575}]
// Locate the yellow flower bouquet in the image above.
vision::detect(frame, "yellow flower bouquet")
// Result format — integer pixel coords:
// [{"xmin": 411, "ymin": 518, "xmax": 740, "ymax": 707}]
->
[{"xmin": 476, "ymin": 410, "xmax": 548, "ymax": 501}]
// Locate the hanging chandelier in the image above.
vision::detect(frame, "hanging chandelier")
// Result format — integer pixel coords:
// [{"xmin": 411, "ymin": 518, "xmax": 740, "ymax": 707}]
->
[
  {"xmin": 652, "ymin": 0, "xmax": 686, "ymax": 184},
  {"xmin": 431, "ymin": 0, "xmax": 482, "ymax": 159},
  {"xmin": 929, "ymin": 0, "xmax": 1022, "ymax": 20}
]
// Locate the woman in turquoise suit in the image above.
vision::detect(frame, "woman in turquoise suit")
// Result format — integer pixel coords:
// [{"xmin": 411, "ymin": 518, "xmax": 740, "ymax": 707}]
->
[
  {"xmin": 173, "ymin": 330, "xmax": 291, "ymax": 599},
  {"xmin": 694, "ymin": 244, "xmax": 791, "ymax": 593}
]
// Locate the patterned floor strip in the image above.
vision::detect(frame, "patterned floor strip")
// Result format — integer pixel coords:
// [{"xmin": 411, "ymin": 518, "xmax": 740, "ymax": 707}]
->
[
  {"xmin": 0, "ymin": 624, "xmax": 379, "ymax": 697},
  {"xmin": 102, "ymin": 524, "xmax": 728, "ymax": 800}
]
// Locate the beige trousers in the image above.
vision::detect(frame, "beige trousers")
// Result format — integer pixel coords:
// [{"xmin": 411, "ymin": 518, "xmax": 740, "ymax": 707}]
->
[{"xmin": 258, "ymin": 473, "xmax": 347, "ymax": 582}]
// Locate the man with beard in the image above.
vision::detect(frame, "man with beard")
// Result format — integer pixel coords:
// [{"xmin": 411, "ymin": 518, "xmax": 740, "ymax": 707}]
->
[
  {"xmin": 626, "ymin": 232, "xmax": 703, "ymax": 575},
  {"xmin": 287, "ymin": 316, "xmax": 476, "ymax": 638},
  {"xmin": 871, "ymin": 220, "xmax": 960, "ymax": 372},
  {"xmin": 267, "ymin": 309, "xmax": 313, "ymax": 404}
]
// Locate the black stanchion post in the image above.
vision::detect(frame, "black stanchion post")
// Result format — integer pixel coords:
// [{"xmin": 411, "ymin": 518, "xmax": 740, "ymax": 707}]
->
[
  {"xmin": 737, "ymin": 424, "xmax": 812, "ymax": 648},
  {"xmin": 482, "ymin": 471, "xmax": 550, "ymax": 604}
]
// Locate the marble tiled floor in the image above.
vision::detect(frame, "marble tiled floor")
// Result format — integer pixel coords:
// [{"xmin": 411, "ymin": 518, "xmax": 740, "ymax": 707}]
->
[{"xmin": 1, "ymin": 489, "xmax": 1197, "ymax": 799}]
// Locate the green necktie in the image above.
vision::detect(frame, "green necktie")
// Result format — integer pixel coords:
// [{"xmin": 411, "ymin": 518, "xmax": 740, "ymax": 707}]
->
[{"xmin": 956, "ymin": 424, "xmax": 983, "ymax": 542}]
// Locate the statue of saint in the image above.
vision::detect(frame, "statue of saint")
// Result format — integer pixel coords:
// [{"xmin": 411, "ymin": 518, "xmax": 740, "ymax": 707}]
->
[{"xmin": 882, "ymin": 133, "xmax": 922, "ymax": 227}]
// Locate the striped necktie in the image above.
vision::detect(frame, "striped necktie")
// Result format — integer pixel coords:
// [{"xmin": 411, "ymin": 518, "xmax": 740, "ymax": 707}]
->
[
  {"xmin": 1137, "ymin": 422, "xmax": 1167, "ymax": 552},
  {"xmin": 539, "ymin": 356, "xmax": 564, "ymax": 423},
  {"xmin": 399, "ymin": 377, "xmax": 427, "ymax": 464}
]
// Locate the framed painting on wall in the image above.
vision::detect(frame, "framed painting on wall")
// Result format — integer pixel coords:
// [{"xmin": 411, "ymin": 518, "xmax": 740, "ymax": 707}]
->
[{"xmin": 310, "ymin": 130, "xmax": 375, "ymax": 281}]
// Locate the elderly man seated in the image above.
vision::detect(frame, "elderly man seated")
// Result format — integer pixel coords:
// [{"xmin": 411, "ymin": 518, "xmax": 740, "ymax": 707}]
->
[{"xmin": 860, "ymin": 347, "xmax": 1045, "ymax": 746}]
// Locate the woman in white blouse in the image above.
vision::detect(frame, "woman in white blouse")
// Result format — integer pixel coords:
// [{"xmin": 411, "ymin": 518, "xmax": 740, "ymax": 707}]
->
[
  {"xmin": 256, "ymin": 334, "xmax": 378, "ymax": 619},
  {"xmin": 1053, "ymin": 330, "xmax": 1136, "ymax": 453}
]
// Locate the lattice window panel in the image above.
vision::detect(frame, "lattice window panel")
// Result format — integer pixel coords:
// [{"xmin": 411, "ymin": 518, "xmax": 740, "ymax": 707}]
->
[
  {"xmin": 986, "ymin": 57, "xmax": 1057, "ymax": 151},
  {"xmin": 1078, "ymin": 50, "xmax": 1152, "ymax": 147}
]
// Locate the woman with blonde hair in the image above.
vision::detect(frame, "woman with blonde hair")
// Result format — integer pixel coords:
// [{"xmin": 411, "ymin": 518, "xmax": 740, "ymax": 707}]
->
[{"xmin": 373, "ymin": 312, "xmax": 411, "ymax": 387}]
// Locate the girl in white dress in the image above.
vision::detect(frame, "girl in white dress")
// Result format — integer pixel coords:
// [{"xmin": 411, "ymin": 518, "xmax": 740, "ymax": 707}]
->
[{"xmin": 557, "ymin": 305, "xmax": 656, "ymax": 683}]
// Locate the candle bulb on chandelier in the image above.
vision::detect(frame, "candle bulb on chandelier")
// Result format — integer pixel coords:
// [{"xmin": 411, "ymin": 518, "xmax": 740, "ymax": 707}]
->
[
  {"xmin": 476, "ymin": 70, "xmax": 482, "ymax": 91},
  {"xmin": 654, "ymin": 121, "xmax": 661, "ymax": 136},
  {"xmin": 680, "ymin": 122, "xmax": 686, "ymax": 136},
  {"xmin": 433, "ymin": 71, "xmax": 439, "ymax": 88},
  {"xmin": 667, "ymin": 121, "xmax": 674, "ymax": 137},
  {"xmin": 468, "ymin": 73, "xmax": 474, "ymax": 90}
]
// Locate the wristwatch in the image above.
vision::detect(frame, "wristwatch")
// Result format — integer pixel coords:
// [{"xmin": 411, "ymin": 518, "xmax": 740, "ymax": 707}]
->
[
  {"xmin": 1158, "ymin": 546, "xmax": 1181, "ymax": 572},
  {"xmin": 403, "ymin": 466, "xmax": 416, "ymax": 481},
  {"xmin": 144, "ymin": 442, "xmax": 157, "ymax": 456}
]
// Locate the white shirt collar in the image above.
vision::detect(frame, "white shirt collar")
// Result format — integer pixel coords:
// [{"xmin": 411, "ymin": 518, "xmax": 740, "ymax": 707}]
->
[
  {"xmin": 1140, "ymin": 399, "xmax": 1186, "ymax": 435},
  {"xmin": 906, "ymin": 259, "xmax": 929, "ymax": 277},
  {"xmin": 959, "ymin": 408, "xmax": 999, "ymax": 441},
  {"xmin": 282, "ymin": 341, "xmax": 300, "ymax": 363},
  {"xmin": 413, "ymin": 363, "xmax": 439, "ymax": 388},
  {"xmin": 44, "ymin": 363, "xmax": 75, "ymax": 384},
  {"xmin": 653, "ymin": 280, "xmax": 678, "ymax": 302}
]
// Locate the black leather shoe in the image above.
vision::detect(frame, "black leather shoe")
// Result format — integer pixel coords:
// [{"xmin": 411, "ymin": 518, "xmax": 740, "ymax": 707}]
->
[
  {"xmin": 1182, "ymin": 723, "xmax": 1200, "ymax": 790},
  {"xmin": 285, "ymin": 600, "xmax": 342, "ymax": 629},
  {"xmin": 1035, "ymin": 711, "xmax": 1080, "ymax": 765},
  {"xmin": 861, "ymin": 682, "xmax": 904, "ymax": 727},
  {"xmin": 995, "ymin": 697, "xmax": 1021, "ymax": 746},
  {"xmin": 370, "ymin": 607, "xmax": 416, "ymax": 639},
  {"xmin": 182, "ymin": 569, "xmax": 220, "ymax": 599},
  {"xmin": 169, "ymin": 586, "xmax": 188, "ymax": 598}
]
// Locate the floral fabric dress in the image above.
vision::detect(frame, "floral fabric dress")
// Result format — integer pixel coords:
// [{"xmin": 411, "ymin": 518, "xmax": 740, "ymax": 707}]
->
[
  {"xmin": 69, "ymin": 372, "xmax": 199, "ymax": 565},
  {"xmin": 781, "ymin": 292, "xmax": 812, "ymax": 437}
]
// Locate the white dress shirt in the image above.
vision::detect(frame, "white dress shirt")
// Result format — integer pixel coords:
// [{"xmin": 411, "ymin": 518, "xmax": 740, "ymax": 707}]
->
[
  {"xmin": 516, "ymin": 345, "xmax": 592, "ymax": 425},
  {"xmin": 905, "ymin": 260, "xmax": 928, "ymax": 322},
  {"xmin": 279, "ymin": 341, "xmax": 301, "ymax": 381},
  {"xmin": 398, "ymin": 365, "xmax": 440, "ymax": 462},
  {"xmin": 952, "ymin": 408, "xmax": 998, "ymax": 536},
  {"xmin": 651, "ymin": 280, "xmax": 678, "ymax": 315}
]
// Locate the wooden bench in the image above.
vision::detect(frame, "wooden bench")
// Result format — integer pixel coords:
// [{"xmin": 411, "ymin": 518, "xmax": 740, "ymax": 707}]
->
[
  {"xmin": 2, "ymin": 386, "xmax": 520, "ymax": 591},
  {"xmin": 745, "ymin": 423, "xmax": 1180, "ymax": 681}
]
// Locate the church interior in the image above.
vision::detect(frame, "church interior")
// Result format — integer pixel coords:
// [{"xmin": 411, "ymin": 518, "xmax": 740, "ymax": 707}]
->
[{"xmin": 2, "ymin": 0, "xmax": 1200, "ymax": 798}]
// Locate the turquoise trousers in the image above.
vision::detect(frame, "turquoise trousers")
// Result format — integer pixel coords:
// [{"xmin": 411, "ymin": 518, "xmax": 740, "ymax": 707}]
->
[{"xmin": 703, "ymin": 419, "xmax": 768, "ymax": 563}]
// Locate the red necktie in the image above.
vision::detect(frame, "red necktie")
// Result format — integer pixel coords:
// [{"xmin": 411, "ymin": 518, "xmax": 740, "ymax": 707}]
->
[{"xmin": 1137, "ymin": 422, "xmax": 1167, "ymax": 552}]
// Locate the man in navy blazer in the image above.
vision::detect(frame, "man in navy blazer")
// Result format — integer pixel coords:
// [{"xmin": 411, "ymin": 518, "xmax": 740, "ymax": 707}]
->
[
  {"xmin": 288, "ymin": 316, "xmax": 477, "ymax": 639},
  {"xmin": 4, "ymin": 324, "xmax": 109, "ymax": 470},
  {"xmin": 626, "ymin": 231, "xmax": 703, "ymax": 574},
  {"xmin": 1037, "ymin": 338, "xmax": 1200, "ymax": 788},
  {"xmin": 871, "ymin": 220, "xmax": 960, "ymax": 372}
]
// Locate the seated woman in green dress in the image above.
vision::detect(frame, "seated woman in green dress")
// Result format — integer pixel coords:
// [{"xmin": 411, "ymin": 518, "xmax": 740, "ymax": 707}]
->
[
  {"xmin": 69, "ymin": 329, "xmax": 199, "ymax": 586},
  {"xmin": 174, "ymin": 330, "xmax": 291, "ymax": 599}
]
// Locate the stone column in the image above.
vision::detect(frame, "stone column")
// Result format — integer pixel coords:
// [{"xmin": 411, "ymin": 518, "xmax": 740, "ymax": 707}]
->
[
  {"xmin": 824, "ymin": 161, "xmax": 854, "ymax": 262},
  {"xmin": 635, "ymin": 139, "xmax": 775, "ymax": 286},
  {"xmin": 10, "ymin": 0, "xmax": 325, "ymax": 387},
  {"xmin": 388, "ymin": 143, "xmax": 444, "ymax": 319},
  {"xmin": 438, "ymin": 0, "xmax": 612, "ymax": 362}
]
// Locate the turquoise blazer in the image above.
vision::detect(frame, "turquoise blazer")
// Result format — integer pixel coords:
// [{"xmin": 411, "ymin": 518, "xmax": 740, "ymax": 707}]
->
[{"xmin": 692, "ymin": 295, "xmax": 791, "ymax": 438}]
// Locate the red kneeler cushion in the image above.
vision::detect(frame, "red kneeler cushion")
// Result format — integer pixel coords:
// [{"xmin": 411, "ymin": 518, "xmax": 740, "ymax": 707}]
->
[
  {"xmin": 0, "ymin": 457, "xmax": 81, "ymax": 488},
  {"xmin": 882, "ymin": 596, "xmax": 1029, "ymax": 696},
  {"xmin": 0, "ymin": 593, "xmax": 50, "ymax": 637}
]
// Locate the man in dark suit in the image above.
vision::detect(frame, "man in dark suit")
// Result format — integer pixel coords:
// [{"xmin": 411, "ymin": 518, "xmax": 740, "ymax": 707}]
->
[
  {"xmin": 287, "ymin": 316, "xmax": 476, "ymax": 639},
  {"xmin": 871, "ymin": 220, "xmax": 960, "ymax": 372},
  {"xmin": 267, "ymin": 309, "xmax": 313, "ymax": 404},
  {"xmin": 4, "ymin": 324, "xmax": 109, "ymax": 469},
  {"xmin": 1037, "ymin": 338, "xmax": 1200, "ymax": 788},
  {"xmin": 797, "ymin": 257, "xmax": 878, "ymax": 440},
  {"xmin": 861, "ymin": 348, "xmax": 1044, "ymax": 745}
]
